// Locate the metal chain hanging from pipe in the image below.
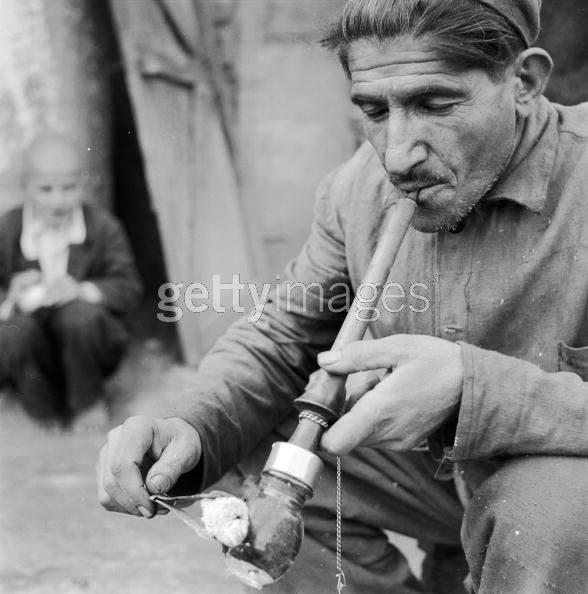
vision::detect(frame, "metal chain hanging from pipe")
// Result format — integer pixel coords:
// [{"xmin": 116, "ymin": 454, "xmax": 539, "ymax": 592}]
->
[{"xmin": 336, "ymin": 456, "xmax": 346, "ymax": 593}]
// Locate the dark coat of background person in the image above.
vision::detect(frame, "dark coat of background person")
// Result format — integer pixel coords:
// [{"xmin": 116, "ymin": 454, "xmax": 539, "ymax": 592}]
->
[
  {"xmin": 0, "ymin": 204, "xmax": 142, "ymax": 420},
  {"xmin": 0, "ymin": 204, "xmax": 142, "ymax": 323}
]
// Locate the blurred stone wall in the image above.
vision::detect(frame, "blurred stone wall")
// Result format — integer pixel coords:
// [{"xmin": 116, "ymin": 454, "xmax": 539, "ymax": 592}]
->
[
  {"xmin": 236, "ymin": 0, "xmax": 355, "ymax": 274},
  {"xmin": 0, "ymin": 0, "xmax": 113, "ymax": 212}
]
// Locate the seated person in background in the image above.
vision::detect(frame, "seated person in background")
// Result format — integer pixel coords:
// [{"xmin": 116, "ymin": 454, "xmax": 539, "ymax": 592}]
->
[{"xmin": 0, "ymin": 133, "xmax": 142, "ymax": 430}]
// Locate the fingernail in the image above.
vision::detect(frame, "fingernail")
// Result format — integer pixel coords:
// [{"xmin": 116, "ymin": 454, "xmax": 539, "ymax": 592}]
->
[
  {"xmin": 138, "ymin": 506, "xmax": 153, "ymax": 519},
  {"xmin": 318, "ymin": 350, "xmax": 341, "ymax": 365},
  {"xmin": 149, "ymin": 474, "xmax": 170, "ymax": 493}
]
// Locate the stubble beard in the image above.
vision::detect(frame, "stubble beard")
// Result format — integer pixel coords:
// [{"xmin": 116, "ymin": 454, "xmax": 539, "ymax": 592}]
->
[{"xmin": 408, "ymin": 160, "xmax": 512, "ymax": 234}]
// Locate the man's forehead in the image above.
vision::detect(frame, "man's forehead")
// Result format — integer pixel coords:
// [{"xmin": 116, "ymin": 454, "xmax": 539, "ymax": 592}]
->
[
  {"xmin": 348, "ymin": 37, "xmax": 459, "ymax": 78},
  {"xmin": 29, "ymin": 171, "xmax": 81, "ymax": 183},
  {"xmin": 25, "ymin": 134, "xmax": 82, "ymax": 177},
  {"xmin": 348, "ymin": 37, "xmax": 472, "ymax": 97}
]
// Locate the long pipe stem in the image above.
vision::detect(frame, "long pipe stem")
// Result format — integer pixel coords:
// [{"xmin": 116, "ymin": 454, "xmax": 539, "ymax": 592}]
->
[{"xmin": 291, "ymin": 197, "xmax": 417, "ymax": 446}]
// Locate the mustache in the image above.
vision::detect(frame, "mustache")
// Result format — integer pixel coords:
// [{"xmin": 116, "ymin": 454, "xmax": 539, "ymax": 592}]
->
[{"xmin": 388, "ymin": 170, "xmax": 447, "ymax": 188}]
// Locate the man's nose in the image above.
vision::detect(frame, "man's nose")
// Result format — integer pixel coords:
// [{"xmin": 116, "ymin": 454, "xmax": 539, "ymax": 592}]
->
[
  {"xmin": 42, "ymin": 193, "xmax": 66, "ymax": 213},
  {"xmin": 48, "ymin": 189, "xmax": 65, "ymax": 203},
  {"xmin": 383, "ymin": 112, "xmax": 427, "ymax": 177}
]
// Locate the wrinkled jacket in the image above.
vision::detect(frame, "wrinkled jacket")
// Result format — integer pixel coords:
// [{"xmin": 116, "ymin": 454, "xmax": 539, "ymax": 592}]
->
[{"xmin": 171, "ymin": 97, "xmax": 588, "ymax": 490}]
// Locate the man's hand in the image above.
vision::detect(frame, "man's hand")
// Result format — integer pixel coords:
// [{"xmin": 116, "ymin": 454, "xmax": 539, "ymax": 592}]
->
[
  {"xmin": 8, "ymin": 269, "xmax": 42, "ymax": 293},
  {"xmin": 97, "ymin": 416, "xmax": 202, "ymax": 518},
  {"xmin": 317, "ymin": 335, "xmax": 463, "ymax": 455},
  {"xmin": 7, "ymin": 270, "xmax": 44, "ymax": 314}
]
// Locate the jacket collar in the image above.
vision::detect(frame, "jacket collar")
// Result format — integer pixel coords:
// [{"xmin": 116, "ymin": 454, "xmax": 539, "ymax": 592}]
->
[{"xmin": 484, "ymin": 96, "xmax": 558, "ymax": 214}]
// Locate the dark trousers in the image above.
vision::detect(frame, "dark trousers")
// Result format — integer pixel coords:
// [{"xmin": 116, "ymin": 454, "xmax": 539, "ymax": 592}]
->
[
  {"xmin": 225, "ymin": 417, "xmax": 588, "ymax": 594},
  {"xmin": 0, "ymin": 301, "xmax": 128, "ymax": 420}
]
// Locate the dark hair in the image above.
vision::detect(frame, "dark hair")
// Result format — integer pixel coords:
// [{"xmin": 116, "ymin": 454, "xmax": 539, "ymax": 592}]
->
[{"xmin": 322, "ymin": 0, "xmax": 525, "ymax": 79}]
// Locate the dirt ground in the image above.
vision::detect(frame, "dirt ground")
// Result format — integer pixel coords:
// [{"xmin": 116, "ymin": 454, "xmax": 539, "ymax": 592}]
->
[
  {"xmin": 0, "ymin": 340, "xmax": 423, "ymax": 594},
  {"xmin": 0, "ymin": 341, "xmax": 242, "ymax": 594}
]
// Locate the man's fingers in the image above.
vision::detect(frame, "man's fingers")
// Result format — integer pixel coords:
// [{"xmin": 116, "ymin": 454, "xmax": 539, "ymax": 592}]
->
[
  {"xmin": 97, "ymin": 416, "xmax": 202, "ymax": 518},
  {"xmin": 320, "ymin": 391, "xmax": 381, "ymax": 455},
  {"xmin": 344, "ymin": 371, "xmax": 382, "ymax": 411},
  {"xmin": 98, "ymin": 438, "xmax": 136, "ymax": 514},
  {"xmin": 321, "ymin": 365, "xmax": 410, "ymax": 454},
  {"xmin": 318, "ymin": 337, "xmax": 410, "ymax": 374},
  {"xmin": 97, "ymin": 445, "xmax": 113, "ymax": 508},
  {"xmin": 145, "ymin": 425, "xmax": 201, "ymax": 494},
  {"xmin": 103, "ymin": 419, "xmax": 157, "ymax": 516}
]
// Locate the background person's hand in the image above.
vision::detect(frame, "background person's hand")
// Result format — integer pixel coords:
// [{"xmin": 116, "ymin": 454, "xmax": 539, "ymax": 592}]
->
[
  {"xmin": 8, "ymin": 269, "xmax": 42, "ymax": 295},
  {"xmin": 97, "ymin": 416, "xmax": 202, "ymax": 518},
  {"xmin": 43, "ymin": 275, "xmax": 81, "ymax": 307},
  {"xmin": 318, "ymin": 335, "xmax": 463, "ymax": 455},
  {"xmin": 15, "ymin": 284, "xmax": 46, "ymax": 313},
  {"xmin": 6, "ymin": 270, "xmax": 44, "ymax": 314}
]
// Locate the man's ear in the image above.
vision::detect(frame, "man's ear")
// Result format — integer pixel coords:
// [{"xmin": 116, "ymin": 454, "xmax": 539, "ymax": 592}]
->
[{"xmin": 514, "ymin": 48, "xmax": 553, "ymax": 117}]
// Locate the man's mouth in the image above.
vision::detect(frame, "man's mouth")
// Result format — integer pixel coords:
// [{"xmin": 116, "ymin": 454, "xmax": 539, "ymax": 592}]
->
[
  {"xmin": 394, "ymin": 182, "xmax": 446, "ymax": 204},
  {"xmin": 396, "ymin": 182, "xmax": 438, "ymax": 193},
  {"xmin": 49, "ymin": 209, "xmax": 70, "ymax": 217}
]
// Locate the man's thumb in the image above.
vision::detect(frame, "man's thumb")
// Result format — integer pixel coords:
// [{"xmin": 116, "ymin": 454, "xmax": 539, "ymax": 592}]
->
[{"xmin": 145, "ymin": 424, "xmax": 201, "ymax": 494}]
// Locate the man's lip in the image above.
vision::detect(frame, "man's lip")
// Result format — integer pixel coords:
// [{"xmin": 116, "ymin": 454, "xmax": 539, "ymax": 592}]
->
[{"xmin": 396, "ymin": 182, "xmax": 439, "ymax": 193}]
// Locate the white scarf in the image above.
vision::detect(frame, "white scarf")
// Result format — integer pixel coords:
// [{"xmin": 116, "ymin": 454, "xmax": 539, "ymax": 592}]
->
[{"xmin": 20, "ymin": 203, "xmax": 86, "ymax": 282}]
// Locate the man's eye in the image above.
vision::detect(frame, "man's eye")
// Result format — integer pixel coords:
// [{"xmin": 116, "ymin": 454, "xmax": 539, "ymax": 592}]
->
[
  {"xmin": 39, "ymin": 186, "xmax": 52, "ymax": 193},
  {"xmin": 362, "ymin": 107, "xmax": 388, "ymax": 122},
  {"xmin": 418, "ymin": 102, "xmax": 456, "ymax": 115}
]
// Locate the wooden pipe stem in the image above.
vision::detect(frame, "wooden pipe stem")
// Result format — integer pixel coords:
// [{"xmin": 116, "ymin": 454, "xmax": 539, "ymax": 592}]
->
[
  {"xmin": 249, "ymin": 197, "xmax": 416, "ymax": 584},
  {"xmin": 292, "ymin": 197, "xmax": 417, "ymax": 435}
]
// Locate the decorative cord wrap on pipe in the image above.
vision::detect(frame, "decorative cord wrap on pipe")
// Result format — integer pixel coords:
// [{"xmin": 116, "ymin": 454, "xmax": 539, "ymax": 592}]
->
[{"xmin": 299, "ymin": 410, "xmax": 330, "ymax": 430}]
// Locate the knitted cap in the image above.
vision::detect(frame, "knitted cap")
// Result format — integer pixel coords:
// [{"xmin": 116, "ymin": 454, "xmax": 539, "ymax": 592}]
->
[{"xmin": 476, "ymin": 0, "xmax": 542, "ymax": 46}]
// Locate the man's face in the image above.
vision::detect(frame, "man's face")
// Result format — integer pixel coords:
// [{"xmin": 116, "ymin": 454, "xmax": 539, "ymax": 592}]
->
[
  {"xmin": 26, "ymin": 170, "xmax": 82, "ymax": 228},
  {"xmin": 348, "ymin": 36, "xmax": 520, "ymax": 232}
]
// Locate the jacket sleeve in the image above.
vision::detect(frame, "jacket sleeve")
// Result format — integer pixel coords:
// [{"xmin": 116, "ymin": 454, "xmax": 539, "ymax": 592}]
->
[
  {"xmin": 0, "ymin": 209, "xmax": 21, "ymax": 305},
  {"xmin": 451, "ymin": 343, "xmax": 588, "ymax": 461},
  {"xmin": 87, "ymin": 215, "xmax": 143, "ymax": 315},
  {"xmin": 168, "ymin": 170, "xmax": 351, "ymax": 490},
  {"xmin": 0, "ymin": 216, "xmax": 9, "ymax": 303}
]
